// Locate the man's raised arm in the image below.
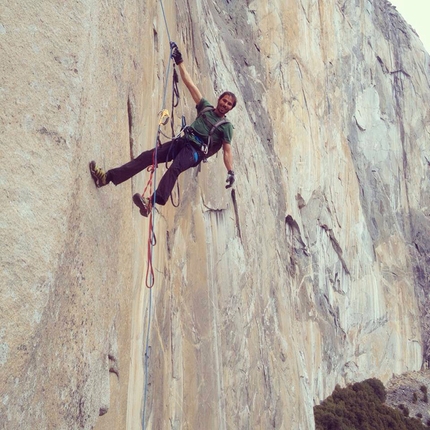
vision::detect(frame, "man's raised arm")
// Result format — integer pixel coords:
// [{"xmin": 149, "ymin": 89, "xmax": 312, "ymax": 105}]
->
[{"xmin": 171, "ymin": 43, "xmax": 202, "ymax": 104}]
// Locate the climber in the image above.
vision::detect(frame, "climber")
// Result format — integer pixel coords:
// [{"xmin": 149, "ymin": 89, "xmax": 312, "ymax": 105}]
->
[{"xmin": 89, "ymin": 42, "xmax": 237, "ymax": 217}]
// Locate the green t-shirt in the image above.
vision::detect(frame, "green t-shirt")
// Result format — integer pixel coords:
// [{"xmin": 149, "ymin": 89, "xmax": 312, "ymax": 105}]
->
[{"xmin": 190, "ymin": 98, "xmax": 234, "ymax": 157}]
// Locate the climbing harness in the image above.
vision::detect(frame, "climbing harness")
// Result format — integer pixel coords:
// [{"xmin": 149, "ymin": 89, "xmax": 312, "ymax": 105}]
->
[{"xmin": 187, "ymin": 106, "xmax": 231, "ymax": 155}]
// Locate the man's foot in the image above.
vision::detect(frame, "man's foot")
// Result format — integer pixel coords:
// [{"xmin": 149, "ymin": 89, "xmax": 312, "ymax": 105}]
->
[
  {"xmin": 89, "ymin": 161, "xmax": 108, "ymax": 188},
  {"xmin": 133, "ymin": 193, "xmax": 152, "ymax": 217}
]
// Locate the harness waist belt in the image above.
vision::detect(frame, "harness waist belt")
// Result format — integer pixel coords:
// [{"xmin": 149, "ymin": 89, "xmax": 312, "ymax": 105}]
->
[{"xmin": 184, "ymin": 126, "xmax": 209, "ymax": 154}]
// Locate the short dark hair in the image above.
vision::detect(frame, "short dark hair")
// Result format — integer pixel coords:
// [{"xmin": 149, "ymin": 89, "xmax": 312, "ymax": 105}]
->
[{"xmin": 218, "ymin": 91, "xmax": 237, "ymax": 108}]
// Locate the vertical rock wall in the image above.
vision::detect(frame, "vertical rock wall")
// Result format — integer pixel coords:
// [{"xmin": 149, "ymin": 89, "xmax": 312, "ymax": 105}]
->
[
  {"xmin": 1, "ymin": 1, "xmax": 153, "ymax": 428},
  {"xmin": 1, "ymin": 0, "xmax": 430, "ymax": 429}
]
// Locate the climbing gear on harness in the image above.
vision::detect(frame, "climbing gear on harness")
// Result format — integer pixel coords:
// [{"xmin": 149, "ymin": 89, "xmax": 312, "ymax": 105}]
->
[
  {"xmin": 89, "ymin": 161, "xmax": 108, "ymax": 187},
  {"xmin": 170, "ymin": 42, "xmax": 183, "ymax": 65},
  {"xmin": 225, "ymin": 170, "xmax": 235, "ymax": 189},
  {"xmin": 184, "ymin": 126, "xmax": 206, "ymax": 148},
  {"xmin": 133, "ymin": 193, "xmax": 152, "ymax": 217}
]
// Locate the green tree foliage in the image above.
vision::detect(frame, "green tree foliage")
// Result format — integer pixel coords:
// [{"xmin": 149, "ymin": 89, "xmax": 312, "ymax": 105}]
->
[{"xmin": 314, "ymin": 378, "xmax": 428, "ymax": 430}]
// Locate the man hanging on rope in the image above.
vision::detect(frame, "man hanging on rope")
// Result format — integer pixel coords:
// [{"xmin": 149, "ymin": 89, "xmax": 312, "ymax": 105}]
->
[{"xmin": 89, "ymin": 42, "xmax": 237, "ymax": 217}]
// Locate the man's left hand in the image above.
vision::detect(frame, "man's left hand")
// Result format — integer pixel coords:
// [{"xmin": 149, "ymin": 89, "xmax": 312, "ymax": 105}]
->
[
  {"xmin": 225, "ymin": 170, "xmax": 235, "ymax": 189},
  {"xmin": 170, "ymin": 42, "xmax": 183, "ymax": 65}
]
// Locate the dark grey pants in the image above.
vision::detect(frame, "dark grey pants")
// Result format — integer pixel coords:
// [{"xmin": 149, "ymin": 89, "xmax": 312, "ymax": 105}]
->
[{"xmin": 107, "ymin": 138, "xmax": 202, "ymax": 205}]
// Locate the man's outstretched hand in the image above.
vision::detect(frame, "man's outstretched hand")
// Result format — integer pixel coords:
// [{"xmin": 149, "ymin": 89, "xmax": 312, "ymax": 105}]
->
[
  {"xmin": 225, "ymin": 170, "xmax": 235, "ymax": 189},
  {"xmin": 170, "ymin": 42, "xmax": 183, "ymax": 65}
]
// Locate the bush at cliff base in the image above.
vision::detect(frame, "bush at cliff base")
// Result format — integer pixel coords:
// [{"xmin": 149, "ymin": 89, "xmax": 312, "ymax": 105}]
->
[{"xmin": 314, "ymin": 378, "xmax": 428, "ymax": 430}]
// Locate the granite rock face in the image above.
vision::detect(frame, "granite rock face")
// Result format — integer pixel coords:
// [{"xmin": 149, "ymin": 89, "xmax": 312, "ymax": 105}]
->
[{"xmin": 1, "ymin": 0, "xmax": 430, "ymax": 429}]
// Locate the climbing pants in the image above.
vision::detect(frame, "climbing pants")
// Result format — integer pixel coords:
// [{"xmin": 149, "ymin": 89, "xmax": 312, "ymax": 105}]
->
[{"xmin": 107, "ymin": 137, "xmax": 203, "ymax": 205}]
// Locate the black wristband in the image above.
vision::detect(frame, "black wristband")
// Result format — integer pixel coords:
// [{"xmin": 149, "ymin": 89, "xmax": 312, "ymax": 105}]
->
[{"xmin": 228, "ymin": 170, "xmax": 234, "ymax": 175}]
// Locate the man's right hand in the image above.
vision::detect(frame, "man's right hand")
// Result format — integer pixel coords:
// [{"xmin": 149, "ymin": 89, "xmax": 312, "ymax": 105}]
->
[{"xmin": 170, "ymin": 42, "xmax": 183, "ymax": 65}]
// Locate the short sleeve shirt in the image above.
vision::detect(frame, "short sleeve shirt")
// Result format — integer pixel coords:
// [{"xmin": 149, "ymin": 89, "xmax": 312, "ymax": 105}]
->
[{"xmin": 190, "ymin": 98, "xmax": 234, "ymax": 157}]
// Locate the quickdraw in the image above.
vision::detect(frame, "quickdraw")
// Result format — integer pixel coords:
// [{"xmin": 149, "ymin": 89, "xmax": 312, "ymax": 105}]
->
[{"xmin": 158, "ymin": 108, "xmax": 170, "ymax": 126}]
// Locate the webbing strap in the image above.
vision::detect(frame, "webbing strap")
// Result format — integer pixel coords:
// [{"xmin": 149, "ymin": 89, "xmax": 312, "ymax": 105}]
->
[
  {"xmin": 209, "ymin": 118, "xmax": 230, "ymax": 135},
  {"xmin": 198, "ymin": 107, "xmax": 230, "ymax": 136}
]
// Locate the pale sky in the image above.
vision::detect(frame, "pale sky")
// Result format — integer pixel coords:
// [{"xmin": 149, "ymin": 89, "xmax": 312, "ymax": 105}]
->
[{"xmin": 389, "ymin": 0, "xmax": 430, "ymax": 53}]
